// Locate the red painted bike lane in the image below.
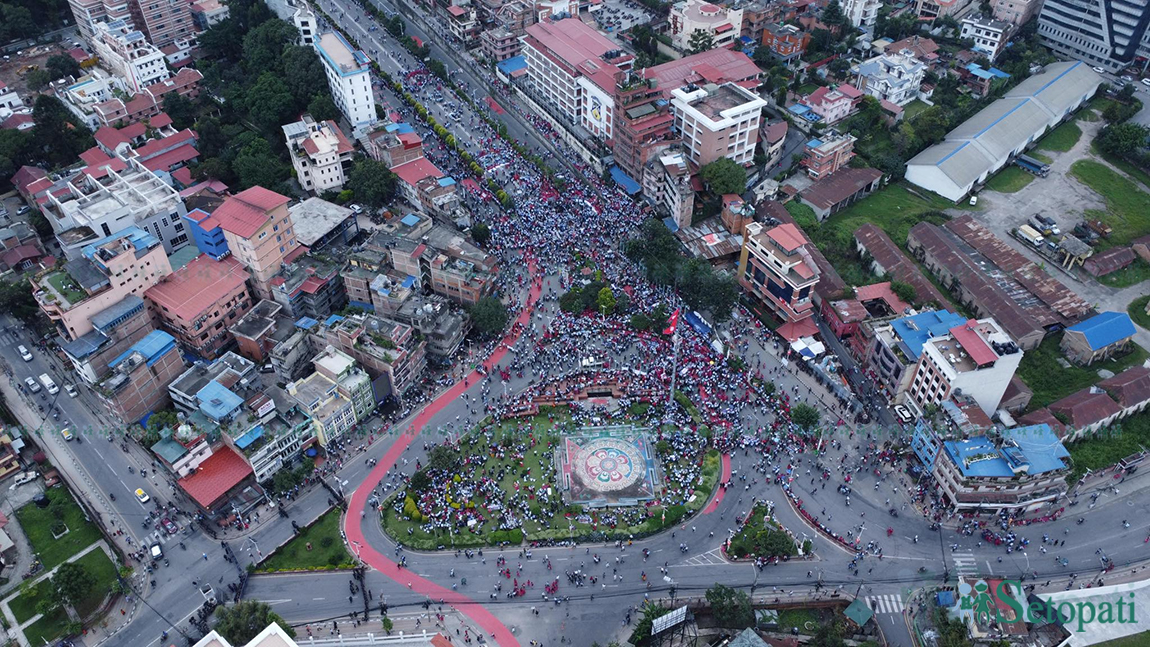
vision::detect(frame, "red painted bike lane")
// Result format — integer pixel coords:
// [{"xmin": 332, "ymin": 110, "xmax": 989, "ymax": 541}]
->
[{"xmin": 343, "ymin": 263, "xmax": 541, "ymax": 647}]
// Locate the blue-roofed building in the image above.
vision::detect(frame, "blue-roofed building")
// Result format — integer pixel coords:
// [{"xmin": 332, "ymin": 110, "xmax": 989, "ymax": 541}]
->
[
  {"xmin": 911, "ymin": 419, "xmax": 943, "ymax": 471},
  {"xmin": 495, "ymin": 55, "xmax": 527, "ymax": 83},
  {"xmin": 932, "ymin": 424, "xmax": 1071, "ymax": 512},
  {"xmin": 865, "ymin": 309, "xmax": 967, "ymax": 397},
  {"xmin": 60, "ymin": 294, "xmax": 154, "ymax": 385},
  {"xmin": 608, "ymin": 166, "xmax": 641, "ymax": 195},
  {"xmin": 196, "ymin": 380, "xmax": 245, "ymax": 422},
  {"xmin": 1061, "ymin": 311, "xmax": 1137, "ymax": 366},
  {"xmin": 95, "ymin": 330, "xmax": 187, "ymax": 425}
]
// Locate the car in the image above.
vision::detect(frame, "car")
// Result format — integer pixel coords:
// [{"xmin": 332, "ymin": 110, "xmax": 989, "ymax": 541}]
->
[
  {"xmin": 15, "ymin": 206, "xmax": 29, "ymax": 215},
  {"xmin": 161, "ymin": 517, "xmax": 178, "ymax": 535},
  {"xmin": 349, "ymin": 204, "xmax": 363, "ymax": 214},
  {"xmin": 150, "ymin": 543, "xmax": 163, "ymax": 560},
  {"xmin": 1141, "ymin": 78, "xmax": 1150, "ymax": 87},
  {"xmin": 18, "ymin": 345, "xmax": 31, "ymax": 361},
  {"xmin": 134, "ymin": 488, "xmax": 150, "ymax": 504},
  {"xmin": 1094, "ymin": 66, "xmax": 1106, "ymax": 73},
  {"xmin": 893, "ymin": 405, "xmax": 914, "ymax": 424},
  {"xmin": 60, "ymin": 428, "xmax": 73, "ymax": 441},
  {"xmin": 969, "ymin": 195, "xmax": 978, "ymax": 206},
  {"xmin": 24, "ymin": 377, "xmax": 40, "ymax": 393},
  {"xmin": 64, "ymin": 383, "xmax": 77, "ymax": 397},
  {"xmin": 259, "ymin": 363, "xmax": 275, "ymax": 373}
]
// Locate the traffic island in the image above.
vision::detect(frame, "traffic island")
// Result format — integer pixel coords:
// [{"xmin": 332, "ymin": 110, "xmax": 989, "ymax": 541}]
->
[{"xmin": 255, "ymin": 509, "xmax": 355, "ymax": 572}]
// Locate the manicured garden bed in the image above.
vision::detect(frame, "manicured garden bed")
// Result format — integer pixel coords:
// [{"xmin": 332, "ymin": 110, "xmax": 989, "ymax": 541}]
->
[{"xmin": 257, "ymin": 509, "xmax": 355, "ymax": 572}]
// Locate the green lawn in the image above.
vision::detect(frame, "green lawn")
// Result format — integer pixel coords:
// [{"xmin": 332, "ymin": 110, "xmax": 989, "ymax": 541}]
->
[
  {"xmin": 1095, "ymin": 631, "xmax": 1150, "ymax": 646},
  {"xmin": 8, "ymin": 549, "xmax": 117, "ymax": 625},
  {"xmin": 21, "ymin": 607, "xmax": 69, "ymax": 646},
  {"xmin": 984, "ymin": 166, "xmax": 1035, "ymax": 193},
  {"xmin": 258, "ymin": 509, "xmax": 355, "ymax": 572},
  {"xmin": 1098, "ymin": 257, "xmax": 1150, "ymax": 288},
  {"xmin": 797, "ymin": 83, "xmax": 819, "ymax": 95},
  {"xmin": 785, "ymin": 201, "xmax": 818, "ymax": 230},
  {"xmin": 809, "ymin": 182, "xmax": 952, "ymax": 287},
  {"xmin": 1036, "ymin": 121, "xmax": 1082, "ymax": 152},
  {"xmin": 776, "ymin": 608, "xmax": 821, "ymax": 634},
  {"xmin": 1017, "ymin": 335, "xmax": 1150, "ymax": 411},
  {"xmin": 1067, "ymin": 409, "xmax": 1150, "ymax": 484},
  {"xmin": 1029, "ymin": 151, "xmax": 1054, "ymax": 164},
  {"xmin": 1091, "ymin": 141, "xmax": 1150, "ymax": 190},
  {"xmin": 902, "ymin": 99, "xmax": 929, "ymax": 121},
  {"xmin": 1070, "ymin": 159, "xmax": 1150, "ymax": 244},
  {"xmin": 15, "ymin": 489, "xmax": 102, "ymax": 570},
  {"xmin": 9, "ymin": 584, "xmax": 46, "ymax": 625},
  {"xmin": 726, "ymin": 503, "xmax": 797, "ymax": 559},
  {"xmin": 1129, "ymin": 294, "xmax": 1150, "ymax": 331},
  {"xmin": 44, "ymin": 272, "xmax": 86, "ymax": 305}
]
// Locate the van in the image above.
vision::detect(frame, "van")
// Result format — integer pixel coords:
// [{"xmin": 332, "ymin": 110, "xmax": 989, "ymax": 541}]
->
[
  {"xmin": 13, "ymin": 471, "xmax": 37, "ymax": 486},
  {"xmin": 150, "ymin": 544, "xmax": 163, "ymax": 560},
  {"xmin": 39, "ymin": 374, "xmax": 58, "ymax": 395},
  {"xmin": 18, "ymin": 345, "xmax": 31, "ymax": 362}
]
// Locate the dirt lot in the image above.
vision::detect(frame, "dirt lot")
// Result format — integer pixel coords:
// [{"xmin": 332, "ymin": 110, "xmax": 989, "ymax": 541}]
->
[{"xmin": 0, "ymin": 42, "xmax": 73, "ymax": 100}]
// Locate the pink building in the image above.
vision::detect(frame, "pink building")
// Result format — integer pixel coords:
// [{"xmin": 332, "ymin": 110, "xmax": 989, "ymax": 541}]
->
[
  {"xmin": 144, "ymin": 255, "xmax": 254, "ymax": 359},
  {"xmin": 802, "ymin": 83, "xmax": 862, "ymax": 124}
]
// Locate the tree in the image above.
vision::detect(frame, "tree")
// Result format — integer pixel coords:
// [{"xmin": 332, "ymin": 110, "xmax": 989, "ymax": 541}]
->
[
  {"xmin": 428, "ymin": 445, "xmax": 456, "ymax": 472},
  {"xmin": 51, "ymin": 562, "xmax": 96, "ymax": 609},
  {"xmin": 1097, "ymin": 122, "xmax": 1150, "ymax": 157},
  {"xmin": 306, "ymin": 94, "xmax": 340, "ymax": 123},
  {"xmin": 244, "ymin": 72, "xmax": 295, "ymax": 133},
  {"xmin": 791, "ymin": 402, "xmax": 820, "ymax": 430},
  {"xmin": 280, "ymin": 45, "xmax": 329, "ymax": 112},
  {"xmin": 597, "ymin": 287, "xmax": 617, "ymax": 316},
  {"xmin": 232, "ymin": 137, "xmax": 288, "ymax": 190},
  {"xmin": 427, "ymin": 59, "xmax": 449, "ymax": 81},
  {"xmin": 214, "ymin": 601, "xmax": 296, "ymax": 645},
  {"xmin": 32, "ymin": 95, "xmax": 94, "ymax": 167},
  {"xmin": 348, "ymin": 158, "xmax": 398, "ymax": 209},
  {"xmin": 705, "ymin": 584, "xmax": 754, "ymax": 629},
  {"xmin": 1119, "ymin": 84, "xmax": 1137, "ymax": 101},
  {"xmin": 471, "ymin": 222, "xmax": 491, "ymax": 246},
  {"xmin": 469, "ymin": 297, "xmax": 510, "ymax": 338},
  {"xmin": 559, "ymin": 289, "xmax": 584, "ymax": 314},
  {"xmin": 827, "ymin": 57, "xmax": 851, "ymax": 79},
  {"xmin": 25, "ymin": 68, "xmax": 53, "ymax": 91},
  {"xmin": 752, "ymin": 46, "xmax": 774, "ymax": 67},
  {"xmin": 409, "ymin": 470, "xmax": 431, "ymax": 493},
  {"xmin": 700, "ymin": 158, "xmax": 747, "ymax": 195},
  {"xmin": 687, "ymin": 29, "xmax": 714, "ymax": 55},
  {"xmin": 0, "ymin": 129, "xmax": 33, "ymax": 184},
  {"xmin": 890, "ymin": 280, "xmax": 917, "ymax": 304},
  {"xmin": 45, "ymin": 55, "xmax": 81, "ymax": 81},
  {"xmin": 0, "ymin": 280, "xmax": 41, "ymax": 323},
  {"xmin": 163, "ymin": 92, "xmax": 197, "ymax": 130},
  {"xmin": 823, "ymin": 0, "xmax": 846, "ymax": 28},
  {"xmin": 242, "ymin": 19, "xmax": 299, "ymax": 75}
]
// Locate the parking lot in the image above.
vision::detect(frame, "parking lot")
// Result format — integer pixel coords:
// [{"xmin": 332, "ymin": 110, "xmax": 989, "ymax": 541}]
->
[{"xmin": 592, "ymin": 0, "xmax": 655, "ymax": 35}]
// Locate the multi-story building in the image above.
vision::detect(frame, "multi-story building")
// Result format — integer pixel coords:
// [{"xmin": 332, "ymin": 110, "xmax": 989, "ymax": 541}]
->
[
  {"xmin": 32, "ymin": 226, "xmax": 173, "ymax": 343},
  {"xmin": 92, "ymin": 20, "xmax": 171, "ymax": 94},
  {"xmin": 760, "ymin": 23, "xmax": 809, "ymax": 64},
  {"xmin": 228, "ymin": 300, "xmax": 285, "ymax": 363},
  {"xmin": 991, "ymin": 0, "xmax": 1040, "ymax": 26},
  {"xmin": 446, "ymin": 5, "xmax": 479, "ymax": 45},
  {"xmin": 42, "ymin": 156, "xmax": 189, "ymax": 256},
  {"xmin": 287, "ymin": 371, "xmax": 355, "ymax": 446},
  {"xmin": 223, "ymin": 390, "xmax": 314, "ymax": 484},
  {"xmin": 671, "ymin": 82, "xmax": 766, "ymax": 169},
  {"xmin": 920, "ymin": 424, "xmax": 1071, "ymax": 513},
  {"xmin": 342, "ymin": 249, "xmax": 389, "ymax": 310},
  {"xmin": 96, "ymin": 329, "xmax": 185, "ymax": 424},
  {"xmin": 843, "ymin": 0, "xmax": 880, "ymax": 27},
  {"xmin": 283, "ymin": 115, "xmax": 355, "ymax": 194},
  {"xmin": 270, "ymin": 255, "xmax": 348, "ymax": 320},
  {"xmin": 915, "ymin": 0, "xmax": 975, "ymax": 21},
  {"xmin": 960, "ymin": 15, "xmax": 1011, "ymax": 62},
  {"xmin": 168, "ymin": 350, "xmax": 254, "ymax": 413},
  {"xmin": 391, "ymin": 295, "xmax": 468, "ymax": 359},
  {"xmin": 306, "ymin": 313, "xmax": 427, "ymax": 402},
  {"xmin": 183, "ymin": 208, "xmax": 230, "ymax": 260},
  {"xmin": 293, "ymin": 1, "xmax": 317, "ymax": 46},
  {"xmin": 641, "ymin": 147, "xmax": 695, "ymax": 230},
  {"xmin": 367, "ymin": 225, "xmax": 498, "ymax": 306},
  {"xmin": 1038, "ymin": 0, "xmax": 1150, "ymax": 71},
  {"xmin": 854, "ymin": 49, "xmax": 926, "ymax": 106},
  {"xmin": 802, "ymin": 132, "xmax": 855, "ymax": 180},
  {"xmin": 520, "ymin": 19, "xmax": 633, "ymax": 143},
  {"xmin": 315, "ymin": 32, "xmax": 375, "ymax": 129},
  {"xmin": 737, "ymin": 222, "xmax": 820, "ymax": 328},
  {"xmin": 55, "ymin": 70, "xmax": 128, "ymax": 130},
  {"xmin": 312, "ymin": 346, "xmax": 374, "ymax": 421},
  {"xmin": 365, "ymin": 122, "xmax": 424, "ymax": 167},
  {"xmin": 208, "ymin": 186, "xmax": 300, "ymax": 300},
  {"xmin": 89, "ymin": 67, "xmax": 202, "ymax": 128},
  {"xmin": 800, "ymin": 83, "xmax": 862, "ymax": 124},
  {"xmin": 68, "ymin": 0, "xmax": 134, "ymax": 43},
  {"xmin": 669, "ymin": 0, "xmax": 744, "ymax": 52},
  {"xmin": 905, "ymin": 317, "xmax": 1023, "ymax": 417},
  {"xmin": 190, "ymin": 0, "xmax": 229, "ymax": 29},
  {"xmin": 270, "ymin": 327, "xmax": 313, "ymax": 382},
  {"xmin": 144, "ymin": 254, "xmax": 254, "ymax": 359},
  {"xmin": 129, "ymin": 0, "xmax": 193, "ymax": 48},
  {"xmin": 863, "ymin": 309, "xmax": 968, "ymax": 402},
  {"xmin": 482, "ymin": 27, "xmax": 521, "ymax": 62},
  {"xmin": 391, "ymin": 159, "xmax": 460, "ymax": 218}
]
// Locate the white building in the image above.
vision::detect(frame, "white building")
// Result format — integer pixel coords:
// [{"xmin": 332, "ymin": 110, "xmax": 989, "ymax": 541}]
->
[
  {"xmin": 315, "ymin": 32, "xmax": 375, "ymax": 129},
  {"xmin": 670, "ymin": 82, "xmax": 767, "ymax": 168},
  {"xmin": 57, "ymin": 71, "xmax": 129, "ymax": 129},
  {"xmin": 669, "ymin": 0, "xmax": 744, "ymax": 52},
  {"xmin": 91, "ymin": 20, "xmax": 171, "ymax": 93},
  {"xmin": 293, "ymin": 1, "xmax": 317, "ymax": 46},
  {"xmin": 843, "ymin": 0, "xmax": 880, "ymax": 27},
  {"xmin": 283, "ymin": 114, "xmax": 355, "ymax": 193},
  {"xmin": 905, "ymin": 317, "xmax": 1023, "ymax": 417},
  {"xmin": 853, "ymin": 49, "xmax": 926, "ymax": 106},
  {"xmin": 0, "ymin": 81, "xmax": 22, "ymax": 112},
  {"xmin": 906, "ymin": 61, "xmax": 1101, "ymax": 201},
  {"xmin": 960, "ymin": 14, "xmax": 1011, "ymax": 62},
  {"xmin": 641, "ymin": 147, "xmax": 695, "ymax": 230},
  {"xmin": 44, "ymin": 157, "xmax": 190, "ymax": 256}
]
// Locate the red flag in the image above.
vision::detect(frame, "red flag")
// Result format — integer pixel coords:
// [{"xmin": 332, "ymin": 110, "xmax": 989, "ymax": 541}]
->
[{"xmin": 663, "ymin": 308, "xmax": 681, "ymax": 336}]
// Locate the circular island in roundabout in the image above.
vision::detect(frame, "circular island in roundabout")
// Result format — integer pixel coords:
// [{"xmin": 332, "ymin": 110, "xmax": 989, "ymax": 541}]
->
[{"xmin": 379, "ymin": 377, "xmax": 723, "ymax": 550}]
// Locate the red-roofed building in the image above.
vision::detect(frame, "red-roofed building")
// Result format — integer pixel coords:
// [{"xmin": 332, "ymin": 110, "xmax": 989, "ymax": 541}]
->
[
  {"xmin": 78, "ymin": 147, "xmax": 129, "ymax": 180},
  {"xmin": 821, "ymin": 281, "xmax": 910, "ymax": 339},
  {"xmin": 284, "ymin": 115, "xmax": 354, "ymax": 193},
  {"xmin": 801, "ymin": 83, "xmax": 862, "ymax": 124},
  {"xmin": 738, "ymin": 222, "xmax": 820, "ymax": 335},
  {"xmin": 10, "ymin": 166, "xmax": 48, "ymax": 204},
  {"xmin": 90, "ymin": 69, "xmax": 202, "ymax": 128},
  {"xmin": 905, "ymin": 317, "xmax": 1024, "ymax": 417},
  {"xmin": 144, "ymin": 255, "xmax": 254, "ymax": 359},
  {"xmin": 391, "ymin": 157, "xmax": 460, "ymax": 217},
  {"xmin": 94, "ymin": 121, "xmax": 149, "ymax": 155},
  {"xmin": 177, "ymin": 446, "xmax": 256, "ymax": 513},
  {"xmin": 1049, "ymin": 388, "xmax": 1124, "ymax": 438},
  {"xmin": 210, "ymin": 187, "xmax": 299, "ymax": 300},
  {"xmin": 0, "ymin": 113, "xmax": 34, "ymax": 131}
]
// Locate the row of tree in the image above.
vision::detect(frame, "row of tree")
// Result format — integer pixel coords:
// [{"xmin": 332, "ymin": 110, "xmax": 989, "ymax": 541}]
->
[{"xmin": 624, "ymin": 220, "xmax": 739, "ymax": 323}]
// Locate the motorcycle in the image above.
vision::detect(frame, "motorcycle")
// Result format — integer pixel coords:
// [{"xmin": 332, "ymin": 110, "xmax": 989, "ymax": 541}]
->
[{"xmin": 110, "ymin": 493, "xmax": 116, "ymax": 501}]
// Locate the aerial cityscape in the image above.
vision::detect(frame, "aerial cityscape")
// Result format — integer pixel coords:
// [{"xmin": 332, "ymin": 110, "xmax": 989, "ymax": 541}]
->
[{"xmin": 0, "ymin": 0, "xmax": 1148, "ymax": 644}]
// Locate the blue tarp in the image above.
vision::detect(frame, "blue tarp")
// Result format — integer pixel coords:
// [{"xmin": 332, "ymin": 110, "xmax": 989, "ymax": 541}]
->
[
  {"xmin": 324, "ymin": 314, "xmax": 344, "ymax": 327},
  {"xmin": 400, "ymin": 213, "xmax": 422, "ymax": 227},
  {"xmin": 401, "ymin": 275, "xmax": 417, "ymax": 289},
  {"xmin": 684, "ymin": 311, "xmax": 711, "ymax": 337},
  {"xmin": 609, "ymin": 166, "xmax": 641, "ymax": 195},
  {"xmin": 233, "ymin": 425, "xmax": 264, "ymax": 450},
  {"xmin": 296, "ymin": 316, "xmax": 319, "ymax": 330},
  {"xmin": 662, "ymin": 216, "xmax": 679, "ymax": 233},
  {"xmin": 497, "ymin": 56, "xmax": 527, "ymax": 76}
]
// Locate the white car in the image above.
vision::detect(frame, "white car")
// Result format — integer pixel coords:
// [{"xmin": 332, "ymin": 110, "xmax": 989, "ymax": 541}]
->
[
  {"xmin": 64, "ymin": 383, "xmax": 78, "ymax": 398},
  {"xmin": 1094, "ymin": 66, "xmax": 1106, "ymax": 73},
  {"xmin": 24, "ymin": 377, "xmax": 40, "ymax": 393},
  {"xmin": 17, "ymin": 345, "xmax": 31, "ymax": 362}
]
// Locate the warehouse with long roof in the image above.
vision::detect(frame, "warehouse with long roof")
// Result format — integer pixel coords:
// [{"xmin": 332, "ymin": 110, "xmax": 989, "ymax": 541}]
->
[{"xmin": 905, "ymin": 61, "xmax": 1102, "ymax": 201}]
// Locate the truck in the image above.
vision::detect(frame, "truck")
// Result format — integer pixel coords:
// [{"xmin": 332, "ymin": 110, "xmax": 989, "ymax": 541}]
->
[
  {"xmin": 1017, "ymin": 225, "xmax": 1045, "ymax": 247},
  {"xmin": 38, "ymin": 374, "xmax": 58, "ymax": 395},
  {"xmin": 1015, "ymin": 154, "xmax": 1051, "ymax": 177},
  {"xmin": 1032, "ymin": 214, "xmax": 1060, "ymax": 236}
]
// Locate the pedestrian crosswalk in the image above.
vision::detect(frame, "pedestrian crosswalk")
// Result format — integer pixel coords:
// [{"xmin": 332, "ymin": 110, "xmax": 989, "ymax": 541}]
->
[
  {"xmin": 952, "ymin": 550, "xmax": 978, "ymax": 575},
  {"xmin": 865, "ymin": 594, "xmax": 904, "ymax": 615},
  {"xmin": 679, "ymin": 547, "xmax": 728, "ymax": 566}
]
